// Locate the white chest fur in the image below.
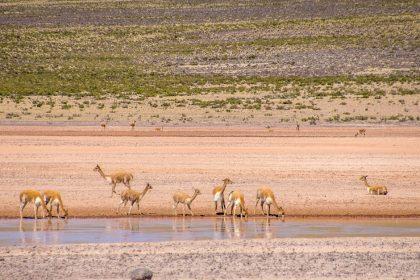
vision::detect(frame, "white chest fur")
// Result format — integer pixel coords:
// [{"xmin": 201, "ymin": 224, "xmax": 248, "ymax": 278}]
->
[
  {"xmin": 265, "ymin": 197, "xmax": 273, "ymax": 205},
  {"xmin": 34, "ymin": 197, "xmax": 42, "ymax": 206}
]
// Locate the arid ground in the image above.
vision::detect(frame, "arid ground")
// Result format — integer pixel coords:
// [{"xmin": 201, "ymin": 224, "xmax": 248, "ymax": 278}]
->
[
  {"xmin": 0, "ymin": 126, "xmax": 419, "ymax": 218},
  {"xmin": 1, "ymin": 1, "xmax": 418, "ymax": 279},
  {"xmin": 1, "ymin": 237, "xmax": 419, "ymax": 279}
]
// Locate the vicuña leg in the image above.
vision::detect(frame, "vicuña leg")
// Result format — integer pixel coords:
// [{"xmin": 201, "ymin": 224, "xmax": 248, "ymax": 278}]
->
[
  {"xmin": 173, "ymin": 202, "xmax": 178, "ymax": 216},
  {"xmin": 34, "ymin": 204, "xmax": 38, "ymax": 219},
  {"xmin": 254, "ymin": 198, "xmax": 260, "ymax": 214},
  {"xmin": 117, "ymin": 200, "xmax": 127, "ymax": 214},
  {"xmin": 187, "ymin": 204, "xmax": 193, "ymax": 216},
  {"xmin": 224, "ymin": 201, "xmax": 232, "ymax": 216},
  {"xmin": 128, "ymin": 202, "xmax": 134, "ymax": 215},
  {"xmin": 221, "ymin": 196, "xmax": 226, "ymax": 212},
  {"xmin": 111, "ymin": 183, "xmax": 117, "ymax": 197},
  {"xmin": 20, "ymin": 201, "xmax": 28, "ymax": 219}
]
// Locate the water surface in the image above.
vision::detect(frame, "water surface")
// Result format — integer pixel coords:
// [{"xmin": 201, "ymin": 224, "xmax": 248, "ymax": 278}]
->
[{"xmin": 0, "ymin": 217, "xmax": 419, "ymax": 246}]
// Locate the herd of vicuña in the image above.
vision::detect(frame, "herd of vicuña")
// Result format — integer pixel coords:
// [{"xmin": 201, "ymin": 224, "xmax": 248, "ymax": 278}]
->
[{"xmin": 19, "ymin": 163, "xmax": 387, "ymax": 219}]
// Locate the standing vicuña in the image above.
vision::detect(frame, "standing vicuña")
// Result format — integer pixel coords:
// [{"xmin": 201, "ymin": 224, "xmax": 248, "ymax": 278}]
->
[
  {"xmin": 255, "ymin": 187, "xmax": 285, "ymax": 217},
  {"xmin": 359, "ymin": 175, "xmax": 388, "ymax": 195},
  {"xmin": 173, "ymin": 188, "xmax": 201, "ymax": 216},
  {"xmin": 19, "ymin": 190, "xmax": 51, "ymax": 219},
  {"xmin": 43, "ymin": 190, "xmax": 68, "ymax": 218},
  {"xmin": 130, "ymin": 120, "xmax": 136, "ymax": 130},
  {"xmin": 117, "ymin": 183, "xmax": 153, "ymax": 215},
  {"xmin": 93, "ymin": 164, "xmax": 133, "ymax": 197},
  {"xmin": 224, "ymin": 190, "xmax": 248, "ymax": 218},
  {"xmin": 212, "ymin": 178, "xmax": 233, "ymax": 214}
]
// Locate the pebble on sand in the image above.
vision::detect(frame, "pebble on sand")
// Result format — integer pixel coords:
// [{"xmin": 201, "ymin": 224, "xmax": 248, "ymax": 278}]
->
[{"xmin": 130, "ymin": 268, "xmax": 153, "ymax": 280}]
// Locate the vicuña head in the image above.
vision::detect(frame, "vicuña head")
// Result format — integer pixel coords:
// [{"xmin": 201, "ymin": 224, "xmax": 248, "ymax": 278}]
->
[
  {"xmin": 145, "ymin": 182, "xmax": 153, "ymax": 191},
  {"xmin": 93, "ymin": 164, "xmax": 101, "ymax": 172},
  {"xmin": 223, "ymin": 178, "xmax": 233, "ymax": 184}
]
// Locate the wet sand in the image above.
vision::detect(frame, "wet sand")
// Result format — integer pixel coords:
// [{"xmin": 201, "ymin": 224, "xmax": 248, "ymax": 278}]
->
[
  {"xmin": 0, "ymin": 237, "xmax": 419, "ymax": 279},
  {"xmin": 0, "ymin": 126, "xmax": 419, "ymax": 218}
]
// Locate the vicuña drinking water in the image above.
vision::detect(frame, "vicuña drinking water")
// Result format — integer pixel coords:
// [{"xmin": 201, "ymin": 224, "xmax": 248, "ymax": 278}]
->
[
  {"xmin": 225, "ymin": 190, "xmax": 248, "ymax": 218},
  {"xmin": 255, "ymin": 186, "xmax": 285, "ymax": 218},
  {"xmin": 43, "ymin": 190, "xmax": 68, "ymax": 218}
]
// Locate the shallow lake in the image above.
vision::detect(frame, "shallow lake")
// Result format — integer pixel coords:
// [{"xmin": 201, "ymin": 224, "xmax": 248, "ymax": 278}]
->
[{"xmin": 0, "ymin": 217, "xmax": 419, "ymax": 246}]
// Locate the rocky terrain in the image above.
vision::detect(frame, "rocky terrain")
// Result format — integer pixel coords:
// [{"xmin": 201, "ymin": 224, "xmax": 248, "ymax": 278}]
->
[{"xmin": 0, "ymin": 237, "xmax": 419, "ymax": 279}]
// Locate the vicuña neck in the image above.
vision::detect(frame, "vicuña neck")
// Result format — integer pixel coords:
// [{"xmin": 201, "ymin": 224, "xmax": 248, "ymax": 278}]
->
[
  {"xmin": 140, "ymin": 187, "xmax": 150, "ymax": 199},
  {"xmin": 190, "ymin": 192, "xmax": 199, "ymax": 203},
  {"xmin": 221, "ymin": 181, "xmax": 229, "ymax": 193},
  {"xmin": 96, "ymin": 167, "xmax": 106, "ymax": 178},
  {"xmin": 363, "ymin": 179, "xmax": 370, "ymax": 188}
]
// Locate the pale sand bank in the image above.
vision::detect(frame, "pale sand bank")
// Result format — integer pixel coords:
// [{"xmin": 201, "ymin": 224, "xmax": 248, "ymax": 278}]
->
[{"xmin": 0, "ymin": 237, "xmax": 419, "ymax": 279}]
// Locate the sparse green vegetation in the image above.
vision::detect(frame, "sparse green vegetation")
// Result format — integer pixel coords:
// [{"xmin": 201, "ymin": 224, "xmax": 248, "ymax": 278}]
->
[{"xmin": 0, "ymin": 0, "xmax": 418, "ymax": 125}]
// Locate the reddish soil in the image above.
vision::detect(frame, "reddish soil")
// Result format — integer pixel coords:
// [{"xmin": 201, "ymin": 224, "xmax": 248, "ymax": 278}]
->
[{"xmin": 0, "ymin": 126, "xmax": 418, "ymax": 217}]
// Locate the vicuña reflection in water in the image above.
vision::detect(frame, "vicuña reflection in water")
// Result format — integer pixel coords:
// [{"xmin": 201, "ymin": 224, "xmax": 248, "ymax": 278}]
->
[
  {"xmin": 19, "ymin": 218, "xmax": 68, "ymax": 232},
  {"xmin": 18, "ymin": 218, "xmax": 68, "ymax": 245},
  {"xmin": 0, "ymin": 217, "xmax": 418, "ymax": 246}
]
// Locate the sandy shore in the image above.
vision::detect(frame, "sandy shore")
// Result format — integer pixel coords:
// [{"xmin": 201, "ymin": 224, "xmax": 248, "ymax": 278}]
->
[
  {"xmin": 0, "ymin": 237, "xmax": 418, "ymax": 279},
  {"xmin": 0, "ymin": 126, "xmax": 419, "ymax": 218}
]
